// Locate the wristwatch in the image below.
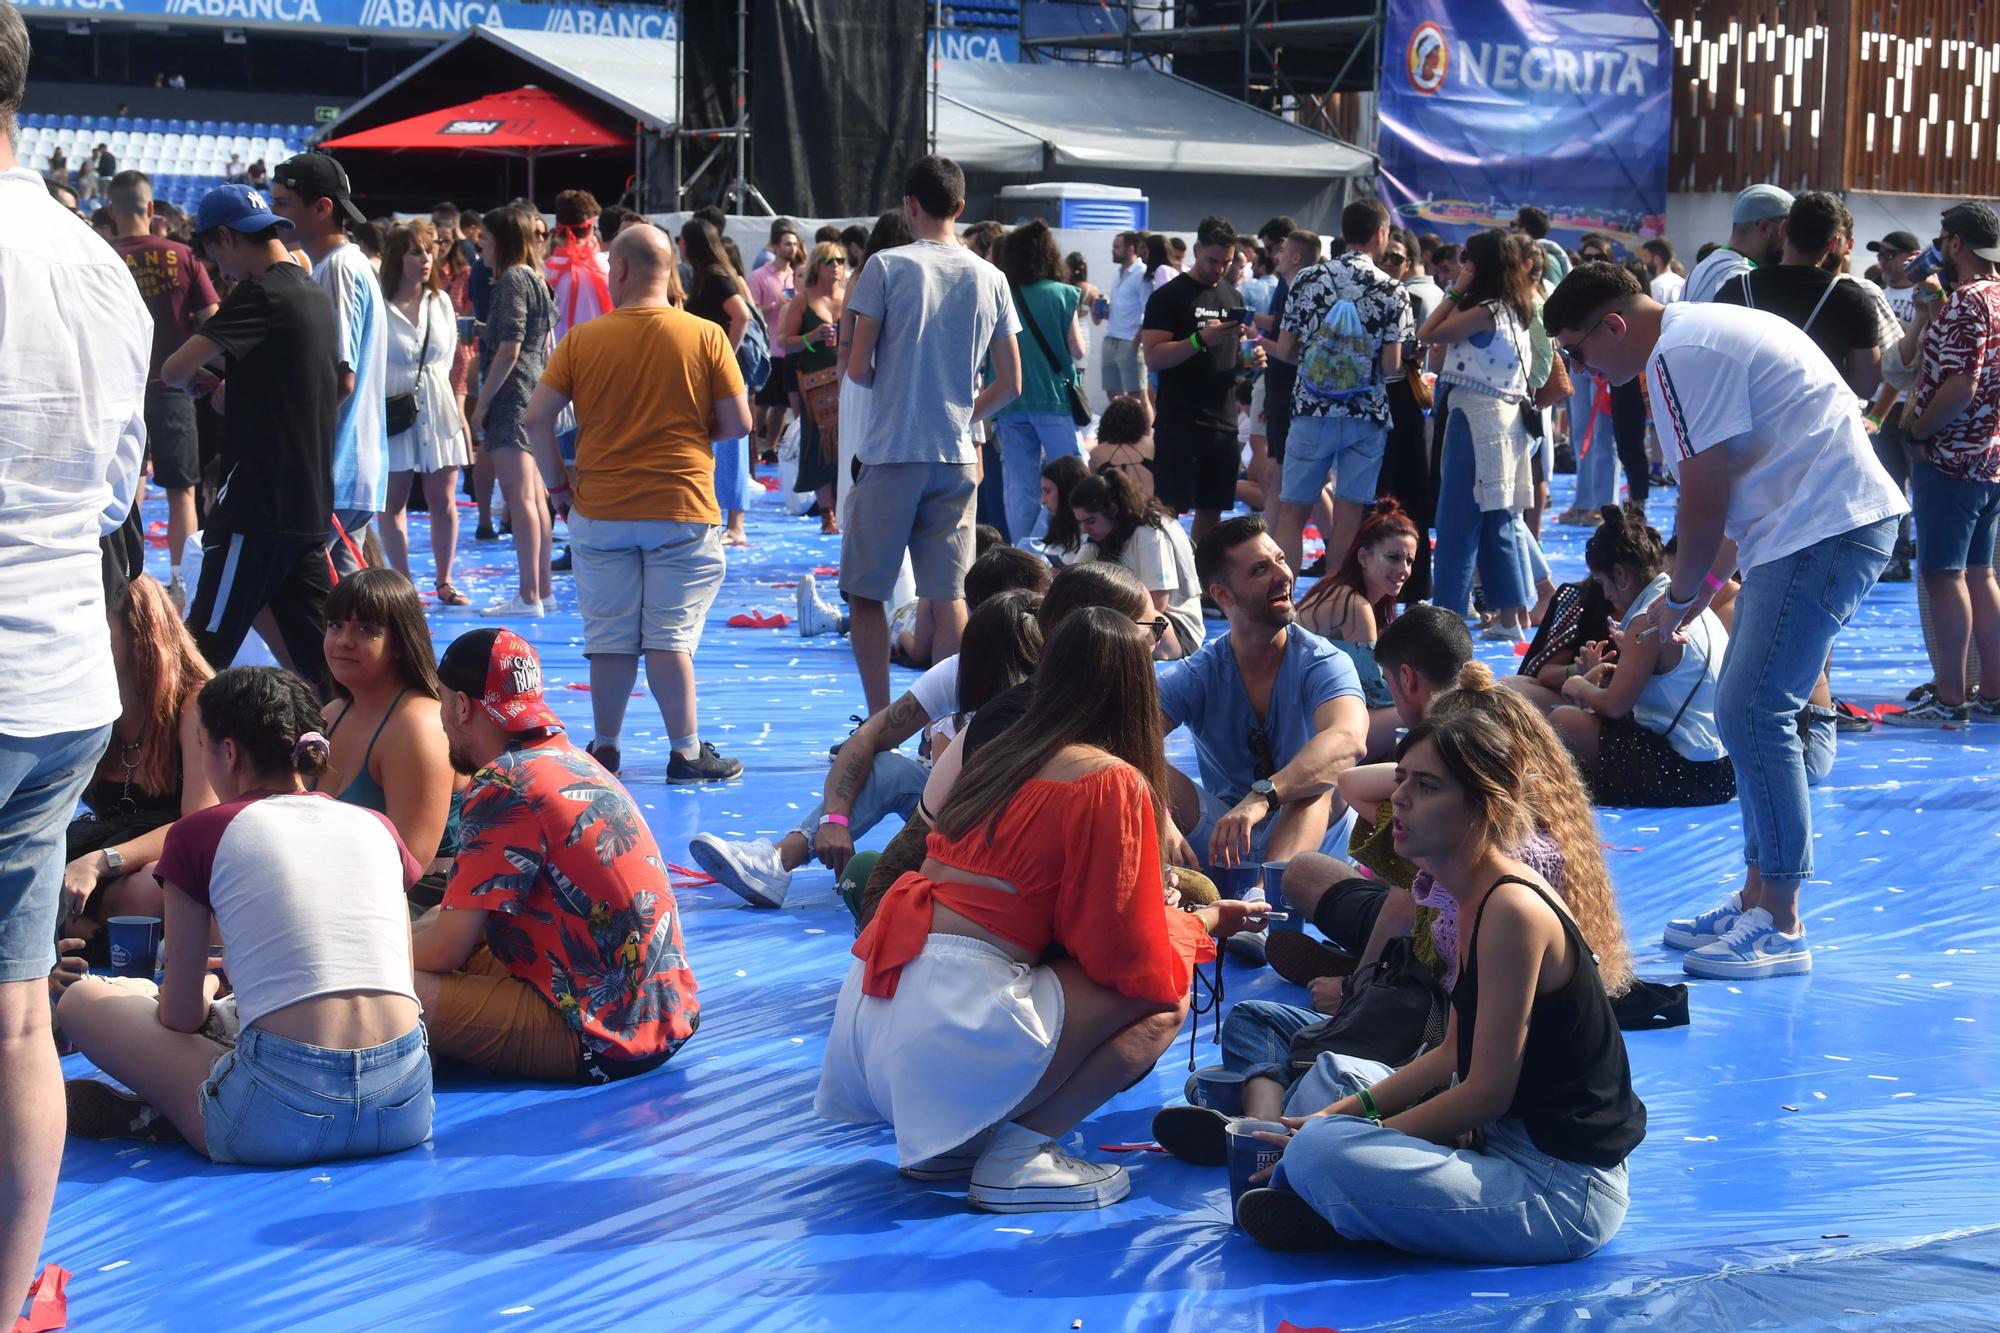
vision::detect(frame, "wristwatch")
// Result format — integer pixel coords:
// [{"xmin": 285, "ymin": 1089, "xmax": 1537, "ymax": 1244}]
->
[
  {"xmin": 1250, "ymin": 778, "xmax": 1278, "ymax": 815},
  {"xmin": 101, "ymin": 847, "xmax": 124, "ymax": 876}
]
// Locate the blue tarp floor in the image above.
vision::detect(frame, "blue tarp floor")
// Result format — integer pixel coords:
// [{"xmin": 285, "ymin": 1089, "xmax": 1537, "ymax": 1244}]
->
[{"xmin": 40, "ymin": 471, "xmax": 2000, "ymax": 1331}]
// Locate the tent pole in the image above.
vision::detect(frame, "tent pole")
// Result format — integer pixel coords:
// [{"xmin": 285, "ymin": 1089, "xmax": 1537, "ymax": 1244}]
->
[
  {"xmin": 528, "ymin": 153, "xmax": 536, "ymax": 209},
  {"xmin": 733, "ymin": 0, "xmax": 747, "ymax": 213},
  {"xmin": 674, "ymin": 19, "xmax": 684, "ymax": 210},
  {"xmin": 930, "ymin": 0, "xmax": 940, "ymax": 154}
]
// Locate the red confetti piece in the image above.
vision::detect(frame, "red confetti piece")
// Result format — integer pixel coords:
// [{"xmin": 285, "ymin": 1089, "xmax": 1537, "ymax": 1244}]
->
[
  {"xmin": 1513, "ymin": 640, "xmax": 1530, "ymax": 656},
  {"xmin": 15, "ymin": 1264, "xmax": 68, "ymax": 1333},
  {"xmin": 727, "ymin": 611, "xmax": 791, "ymax": 629},
  {"xmin": 812, "ymin": 565, "xmax": 839, "ymax": 576}
]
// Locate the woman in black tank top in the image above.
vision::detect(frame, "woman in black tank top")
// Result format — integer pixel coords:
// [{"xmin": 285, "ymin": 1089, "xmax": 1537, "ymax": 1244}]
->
[{"xmin": 1236, "ymin": 709, "xmax": 1645, "ymax": 1263}]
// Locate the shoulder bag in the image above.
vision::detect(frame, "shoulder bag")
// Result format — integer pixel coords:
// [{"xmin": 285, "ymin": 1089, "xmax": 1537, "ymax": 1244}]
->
[
  {"xmin": 1013, "ymin": 284, "xmax": 1092, "ymax": 426},
  {"xmin": 384, "ymin": 295, "xmax": 433, "ymax": 438}
]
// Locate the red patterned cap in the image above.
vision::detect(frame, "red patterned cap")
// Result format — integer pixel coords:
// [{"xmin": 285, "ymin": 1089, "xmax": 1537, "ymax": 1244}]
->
[{"xmin": 439, "ymin": 628, "xmax": 564, "ymax": 734}]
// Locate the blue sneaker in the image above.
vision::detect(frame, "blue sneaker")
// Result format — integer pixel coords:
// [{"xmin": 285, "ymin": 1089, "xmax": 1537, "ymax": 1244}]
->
[
  {"xmin": 1681, "ymin": 908, "xmax": 1811, "ymax": 979},
  {"xmin": 1662, "ymin": 892, "xmax": 1742, "ymax": 950}
]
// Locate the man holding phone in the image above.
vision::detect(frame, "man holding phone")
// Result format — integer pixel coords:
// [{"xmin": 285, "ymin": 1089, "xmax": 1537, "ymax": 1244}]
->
[{"xmin": 1142, "ymin": 215, "xmax": 1265, "ymax": 542}]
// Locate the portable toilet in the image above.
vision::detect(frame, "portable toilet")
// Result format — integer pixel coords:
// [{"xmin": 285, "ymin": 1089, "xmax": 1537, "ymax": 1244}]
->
[{"xmin": 997, "ymin": 182, "xmax": 1148, "ymax": 231}]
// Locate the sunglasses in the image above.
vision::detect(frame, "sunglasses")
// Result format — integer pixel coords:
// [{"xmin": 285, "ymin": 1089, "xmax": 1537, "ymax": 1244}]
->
[
  {"xmin": 1140, "ymin": 616, "xmax": 1171, "ymax": 643},
  {"xmin": 1381, "ymin": 252, "xmax": 1408, "ymax": 269},
  {"xmin": 1248, "ymin": 726, "xmax": 1277, "ymax": 781},
  {"xmin": 1564, "ymin": 312, "xmax": 1617, "ymax": 373},
  {"xmin": 1580, "ymin": 250, "xmax": 1610, "ymax": 263}
]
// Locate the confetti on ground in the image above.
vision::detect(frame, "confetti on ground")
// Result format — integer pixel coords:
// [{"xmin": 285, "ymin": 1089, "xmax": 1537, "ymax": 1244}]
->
[{"xmin": 97, "ymin": 1261, "xmax": 129, "ymax": 1272}]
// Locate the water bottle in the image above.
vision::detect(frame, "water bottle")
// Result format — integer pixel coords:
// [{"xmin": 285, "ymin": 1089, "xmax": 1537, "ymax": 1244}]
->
[{"xmin": 1907, "ymin": 244, "xmax": 1945, "ymax": 282}]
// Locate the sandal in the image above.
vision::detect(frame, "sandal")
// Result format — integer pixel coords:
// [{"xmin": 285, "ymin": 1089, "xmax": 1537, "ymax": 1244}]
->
[{"xmin": 435, "ymin": 582, "xmax": 471, "ymax": 607}]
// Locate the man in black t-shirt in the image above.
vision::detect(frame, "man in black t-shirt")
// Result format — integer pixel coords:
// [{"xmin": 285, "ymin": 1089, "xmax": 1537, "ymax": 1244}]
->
[
  {"xmin": 162, "ymin": 184, "xmax": 337, "ymax": 682},
  {"xmin": 1142, "ymin": 215, "xmax": 1266, "ymax": 539},
  {"xmin": 1714, "ymin": 191, "xmax": 1882, "ymax": 398}
]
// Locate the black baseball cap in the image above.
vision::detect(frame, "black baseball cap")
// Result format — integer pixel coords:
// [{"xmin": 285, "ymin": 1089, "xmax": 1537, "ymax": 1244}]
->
[
  {"xmin": 1941, "ymin": 202, "xmax": 2000, "ymax": 263},
  {"xmin": 273, "ymin": 151, "xmax": 368, "ymax": 227},
  {"xmin": 1866, "ymin": 230, "xmax": 1920, "ymax": 255}
]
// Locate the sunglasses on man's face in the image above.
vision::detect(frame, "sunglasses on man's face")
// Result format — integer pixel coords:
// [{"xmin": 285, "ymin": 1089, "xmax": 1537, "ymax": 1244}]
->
[
  {"xmin": 1581, "ymin": 249, "xmax": 1610, "ymax": 263},
  {"xmin": 1381, "ymin": 252, "xmax": 1408, "ymax": 269}
]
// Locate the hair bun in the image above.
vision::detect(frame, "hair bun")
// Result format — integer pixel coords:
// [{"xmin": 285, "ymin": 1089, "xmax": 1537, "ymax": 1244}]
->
[
  {"xmin": 292, "ymin": 730, "xmax": 331, "ymax": 773},
  {"xmin": 1457, "ymin": 660, "xmax": 1497, "ymax": 692},
  {"xmin": 1598, "ymin": 505, "xmax": 1627, "ymax": 529}
]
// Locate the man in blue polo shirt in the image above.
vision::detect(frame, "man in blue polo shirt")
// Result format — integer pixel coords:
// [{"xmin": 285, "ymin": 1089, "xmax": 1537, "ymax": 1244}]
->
[{"xmin": 1159, "ymin": 516, "xmax": 1370, "ymax": 957}]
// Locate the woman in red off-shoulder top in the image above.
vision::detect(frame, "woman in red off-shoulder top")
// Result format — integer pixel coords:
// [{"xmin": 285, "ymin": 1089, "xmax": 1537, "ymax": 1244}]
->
[{"xmin": 816, "ymin": 607, "xmax": 1264, "ymax": 1214}]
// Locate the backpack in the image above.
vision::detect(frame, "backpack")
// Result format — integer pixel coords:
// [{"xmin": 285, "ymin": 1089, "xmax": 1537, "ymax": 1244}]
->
[
  {"xmin": 1298, "ymin": 294, "xmax": 1376, "ymax": 403},
  {"xmin": 737, "ymin": 307, "xmax": 773, "ymax": 391}
]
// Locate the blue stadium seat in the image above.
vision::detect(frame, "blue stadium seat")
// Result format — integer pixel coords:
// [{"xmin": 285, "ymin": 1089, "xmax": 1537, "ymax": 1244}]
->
[
  {"xmin": 253, "ymin": 122, "xmax": 272, "ymax": 137},
  {"xmin": 198, "ymin": 120, "xmax": 218, "ymax": 134},
  {"xmin": 146, "ymin": 118, "xmax": 166, "ymax": 134},
  {"xmin": 60, "ymin": 115, "xmax": 79, "ymax": 130}
]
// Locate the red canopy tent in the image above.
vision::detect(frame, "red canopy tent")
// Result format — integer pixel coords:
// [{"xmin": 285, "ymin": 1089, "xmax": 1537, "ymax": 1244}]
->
[{"xmin": 318, "ymin": 84, "xmax": 633, "ymax": 203}]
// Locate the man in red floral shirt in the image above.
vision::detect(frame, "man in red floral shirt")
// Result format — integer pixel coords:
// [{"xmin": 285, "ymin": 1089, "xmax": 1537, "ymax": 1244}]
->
[
  {"xmin": 412, "ymin": 628, "xmax": 701, "ymax": 1081},
  {"xmin": 1886, "ymin": 202, "xmax": 2000, "ymax": 728}
]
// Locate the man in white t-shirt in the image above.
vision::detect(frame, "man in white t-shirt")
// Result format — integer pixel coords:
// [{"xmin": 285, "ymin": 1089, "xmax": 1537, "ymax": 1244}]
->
[
  {"xmin": 1642, "ymin": 238, "xmax": 1685, "ymax": 303},
  {"xmin": 1545, "ymin": 261, "xmax": 1906, "ymax": 982},
  {"xmin": 0, "ymin": 6, "xmax": 151, "ymax": 1301},
  {"xmin": 1683, "ymin": 184, "xmax": 1792, "ymax": 304},
  {"xmin": 841, "ymin": 154, "xmax": 1022, "ymax": 716},
  {"xmin": 1101, "ymin": 230, "xmax": 1149, "ymax": 401},
  {"xmin": 271, "ymin": 152, "xmax": 387, "ymax": 576}
]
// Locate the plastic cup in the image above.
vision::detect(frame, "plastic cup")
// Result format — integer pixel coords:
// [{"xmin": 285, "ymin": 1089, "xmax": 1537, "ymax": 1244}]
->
[
  {"xmin": 1194, "ymin": 1068, "xmax": 1246, "ymax": 1116},
  {"xmin": 1262, "ymin": 860, "xmax": 1302, "ymax": 933},
  {"xmin": 456, "ymin": 315, "xmax": 476, "ymax": 342},
  {"xmin": 1216, "ymin": 864, "xmax": 1261, "ymax": 901},
  {"xmin": 1226, "ymin": 1118, "xmax": 1291, "ymax": 1209},
  {"xmin": 106, "ymin": 916, "xmax": 162, "ymax": 979}
]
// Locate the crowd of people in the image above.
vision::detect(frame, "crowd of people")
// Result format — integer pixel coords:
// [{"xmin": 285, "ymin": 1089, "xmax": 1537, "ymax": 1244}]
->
[{"xmin": 5, "ymin": 0, "xmax": 2000, "ymax": 1299}]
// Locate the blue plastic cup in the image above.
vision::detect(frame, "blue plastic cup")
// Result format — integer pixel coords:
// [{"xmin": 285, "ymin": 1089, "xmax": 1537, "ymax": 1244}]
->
[
  {"xmin": 1262, "ymin": 860, "xmax": 1302, "ymax": 932},
  {"xmin": 1216, "ymin": 864, "xmax": 1261, "ymax": 901},
  {"xmin": 1226, "ymin": 1118, "xmax": 1291, "ymax": 1209},
  {"xmin": 107, "ymin": 915, "xmax": 162, "ymax": 979},
  {"xmin": 1194, "ymin": 1067, "xmax": 1246, "ymax": 1116}
]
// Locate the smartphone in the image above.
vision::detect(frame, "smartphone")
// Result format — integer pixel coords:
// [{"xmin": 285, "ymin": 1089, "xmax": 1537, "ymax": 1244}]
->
[{"xmin": 1227, "ymin": 305, "xmax": 1252, "ymax": 325}]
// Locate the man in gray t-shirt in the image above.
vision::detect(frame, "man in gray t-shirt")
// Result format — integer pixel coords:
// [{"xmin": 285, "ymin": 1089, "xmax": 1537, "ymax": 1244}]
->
[{"xmin": 840, "ymin": 155, "xmax": 1022, "ymax": 714}]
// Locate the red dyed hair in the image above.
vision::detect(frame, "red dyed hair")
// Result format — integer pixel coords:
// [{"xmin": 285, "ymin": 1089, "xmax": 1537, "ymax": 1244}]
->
[
  {"xmin": 1297, "ymin": 499, "xmax": 1421, "ymax": 634},
  {"xmin": 113, "ymin": 574, "xmax": 213, "ymax": 796}
]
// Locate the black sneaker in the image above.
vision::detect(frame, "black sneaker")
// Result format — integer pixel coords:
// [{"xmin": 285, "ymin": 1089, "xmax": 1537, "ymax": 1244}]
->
[
  {"xmin": 474, "ymin": 522, "xmax": 498, "ymax": 542},
  {"xmin": 1832, "ymin": 699, "xmax": 1877, "ymax": 733},
  {"xmin": 1236, "ymin": 1187, "xmax": 1346, "ymax": 1251},
  {"xmin": 585, "ymin": 740, "xmax": 622, "ymax": 776},
  {"xmin": 667, "ymin": 741, "xmax": 743, "ymax": 784},
  {"xmin": 1151, "ymin": 1104, "xmax": 1232, "ymax": 1166},
  {"xmin": 66, "ymin": 1080, "xmax": 183, "ymax": 1143},
  {"xmin": 551, "ymin": 548, "xmax": 573, "ymax": 573}
]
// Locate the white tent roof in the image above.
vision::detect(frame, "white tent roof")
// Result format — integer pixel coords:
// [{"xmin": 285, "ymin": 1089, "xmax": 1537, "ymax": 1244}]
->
[{"xmin": 937, "ymin": 61, "xmax": 1371, "ymax": 178}]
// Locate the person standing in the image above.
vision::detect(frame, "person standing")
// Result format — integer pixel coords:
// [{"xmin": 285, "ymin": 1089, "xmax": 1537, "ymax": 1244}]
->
[
  {"xmin": 1642, "ymin": 238, "xmax": 1684, "ymax": 304},
  {"xmin": 1142, "ymin": 215, "xmax": 1265, "ymax": 541},
  {"xmin": 1713, "ymin": 191, "xmax": 1882, "ymax": 399},
  {"xmin": 1865, "ymin": 229, "xmax": 1928, "ymax": 579},
  {"xmin": 270, "ymin": 152, "xmax": 387, "ymax": 577},
  {"xmin": 1101, "ymin": 230, "xmax": 1149, "ymax": 406},
  {"xmin": 1544, "ymin": 262, "xmax": 1905, "ymax": 979},
  {"xmin": 749, "ymin": 219, "xmax": 803, "ymax": 455},
  {"xmin": 0, "ymin": 4, "xmax": 151, "ymax": 1296},
  {"xmin": 470, "ymin": 206, "xmax": 557, "ymax": 616},
  {"xmin": 544, "ymin": 188, "xmax": 611, "ymax": 343},
  {"xmin": 524, "ymin": 223, "xmax": 752, "ymax": 783},
  {"xmin": 377, "ymin": 220, "xmax": 470, "ymax": 603},
  {"xmin": 1272, "ymin": 198, "xmax": 1410, "ymax": 574},
  {"xmin": 104, "ymin": 168, "xmax": 219, "ymax": 610},
  {"xmin": 1682, "ymin": 184, "xmax": 1792, "ymax": 304},
  {"xmin": 1881, "ymin": 203, "xmax": 2000, "ymax": 728},
  {"xmin": 993, "ymin": 219, "xmax": 1085, "ymax": 547},
  {"xmin": 163, "ymin": 185, "xmax": 338, "ymax": 680},
  {"xmin": 841, "ymin": 154, "xmax": 1022, "ymax": 716}
]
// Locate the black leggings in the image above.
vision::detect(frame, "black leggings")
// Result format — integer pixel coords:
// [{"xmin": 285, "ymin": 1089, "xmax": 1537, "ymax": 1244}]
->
[{"xmin": 1611, "ymin": 378, "xmax": 1649, "ymax": 505}]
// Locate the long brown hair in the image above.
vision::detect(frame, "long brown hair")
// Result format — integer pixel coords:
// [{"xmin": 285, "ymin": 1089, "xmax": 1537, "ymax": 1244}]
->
[
  {"xmin": 113, "ymin": 574, "xmax": 212, "ymax": 796},
  {"xmin": 1414, "ymin": 662, "xmax": 1634, "ymax": 995},
  {"xmin": 1070, "ymin": 466, "xmax": 1169, "ymax": 566},
  {"xmin": 1460, "ymin": 228, "xmax": 1537, "ymax": 325},
  {"xmin": 936, "ymin": 606, "xmax": 1168, "ymax": 847},
  {"xmin": 378, "ymin": 218, "xmax": 442, "ymax": 303},
  {"xmin": 1297, "ymin": 499, "xmax": 1419, "ymax": 635},
  {"xmin": 322, "ymin": 568, "xmax": 443, "ymax": 704},
  {"xmin": 482, "ymin": 205, "xmax": 536, "ymax": 272}
]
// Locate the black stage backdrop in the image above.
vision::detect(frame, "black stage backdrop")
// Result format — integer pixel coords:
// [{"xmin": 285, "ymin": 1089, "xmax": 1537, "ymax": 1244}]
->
[{"xmin": 752, "ymin": 0, "xmax": 927, "ymax": 218}]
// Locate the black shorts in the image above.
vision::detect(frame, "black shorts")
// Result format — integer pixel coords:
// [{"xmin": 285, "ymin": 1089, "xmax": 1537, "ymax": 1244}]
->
[
  {"xmin": 1153, "ymin": 421, "xmax": 1239, "ymax": 514},
  {"xmin": 1310, "ymin": 877, "xmax": 1389, "ymax": 954},
  {"xmin": 144, "ymin": 387, "xmax": 201, "ymax": 490},
  {"xmin": 755, "ymin": 354, "xmax": 795, "ymax": 409},
  {"xmin": 185, "ymin": 528, "xmax": 331, "ymax": 681}
]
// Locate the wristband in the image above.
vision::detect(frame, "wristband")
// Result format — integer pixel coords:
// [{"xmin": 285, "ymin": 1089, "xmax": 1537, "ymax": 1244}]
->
[
  {"xmin": 1702, "ymin": 571, "xmax": 1727, "ymax": 592},
  {"xmin": 820, "ymin": 813, "xmax": 850, "ymax": 828},
  {"xmin": 1356, "ymin": 1086, "xmax": 1383, "ymax": 1123},
  {"xmin": 1441, "ymin": 288, "xmax": 1462, "ymax": 303},
  {"xmin": 1189, "ymin": 329, "xmax": 1204, "ymax": 351},
  {"xmin": 549, "ymin": 483, "xmax": 571, "ymax": 494}
]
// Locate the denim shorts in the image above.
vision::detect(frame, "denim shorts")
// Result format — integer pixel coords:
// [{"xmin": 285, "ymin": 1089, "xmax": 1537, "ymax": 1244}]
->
[
  {"xmin": 1281, "ymin": 414, "xmax": 1387, "ymax": 506},
  {"xmin": 201, "ymin": 1024, "xmax": 433, "ymax": 1166},
  {"xmin": 1910, "ymin": 461, "xmax": 2000, "ymax": 573}
]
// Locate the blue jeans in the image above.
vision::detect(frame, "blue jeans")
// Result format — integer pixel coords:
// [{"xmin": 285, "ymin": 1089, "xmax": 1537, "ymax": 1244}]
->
[
  {"xmin": 202, "ymin": 1023, "xmax": 433, "ymax": 1166},
  {"xmin": 0, "ymin": 723, "xmax": 110, "ymax": 983},
  {"xmin": 993, "ymin": 412, "xmax": 1081, "ymax": 547},
  {"xmin": 1718, "ymin": 520, "xmax": 1897, "ymax": 881},
  {"xmin": 1570, "ymin": 369, "xmax": 1619, "ymax": 511},
  {"xmin": 794, "ymin": 751, "xmax": 928, "ymax": 841},
  {"xmin": 1188, "ymin": 785, "xmax": 1359, "ymax": 875},
  {"xmin": 1219, "ymin": 998, "xmax": 1319, "ymax": 1085},
  {"xmin": 1281, "ymin": 415, "xmax": 1388, "ymax": 505},
  {"xmin": 713, "ymin": 435, "xmax": 753, "ymax": 514},
  {"xmin": 1800, "ymin": 704, "xmax": 1837, "ymax": 788},
  {"xmin": 1431, "ymin": 401, "xmax": 1532, "ymax": 617},
  {"xmin": 1274, "ymin": 1053, "xmax": 1630, "ymax": 1263}
]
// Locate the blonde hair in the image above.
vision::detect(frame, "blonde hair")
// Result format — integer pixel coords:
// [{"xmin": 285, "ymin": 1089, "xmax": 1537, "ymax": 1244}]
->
[
  {"xmin": 803, "ymin": 240, "xmax": 846, "ymax": 290},
  {"xmin": 1421, "ymin": 661, "xmax": 1634, "ymax": 996}
]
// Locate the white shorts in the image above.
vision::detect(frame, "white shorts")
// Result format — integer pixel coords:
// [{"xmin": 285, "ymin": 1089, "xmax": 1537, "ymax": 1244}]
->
[
  {"xmin": 569, "ymin": 514, "xmax": 724, "ymax": 656},
  {"xmin": 815, "ymin": 933, "xmax": 1065, "ymax": 1167}
]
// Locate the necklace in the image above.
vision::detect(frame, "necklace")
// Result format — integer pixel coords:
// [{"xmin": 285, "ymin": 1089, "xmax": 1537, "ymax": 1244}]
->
[{"xmin": 115, "ymin": 736, "xmax": 143, "ymax": 815}]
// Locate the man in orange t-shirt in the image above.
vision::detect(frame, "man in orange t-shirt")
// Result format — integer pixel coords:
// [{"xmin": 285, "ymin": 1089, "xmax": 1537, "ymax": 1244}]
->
[{"xmin": 525, "ymin": 223, "xmax": 754, "ymax": 785}]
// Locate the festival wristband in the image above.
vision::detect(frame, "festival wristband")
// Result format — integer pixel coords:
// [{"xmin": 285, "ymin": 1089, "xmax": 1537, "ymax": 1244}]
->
[
  {"xmin": 1441, "ymin": 288, "xmax": 1462, "ymax": 303},
  {"xmin": 1189, "ymin": 329, "xmax": 1204, "ymax": 351},
  {"xmin": 820, "ymin": 813, "xmax": 850, "ymax": 828},
  {"xmin": 1703, "ymin": 571, "xmax": 1727, "ymax": 592},
  {"xmin": 1356, "ymin": 1087, "xmax": 1383, "ymax": 1122}
]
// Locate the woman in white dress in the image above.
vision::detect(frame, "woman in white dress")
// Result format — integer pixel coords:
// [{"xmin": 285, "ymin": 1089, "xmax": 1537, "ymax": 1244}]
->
[{"xmin": 378, "ymin": 220, "xmax": 472, "ymax": 605}]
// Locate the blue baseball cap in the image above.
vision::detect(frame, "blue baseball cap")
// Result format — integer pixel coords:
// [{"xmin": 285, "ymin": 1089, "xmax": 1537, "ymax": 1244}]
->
[{"xmin": 194, "ymin": 183, "xmax": 294, "ymax": 236}]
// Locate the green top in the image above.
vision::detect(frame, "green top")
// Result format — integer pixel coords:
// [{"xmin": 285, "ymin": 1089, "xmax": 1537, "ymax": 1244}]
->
[
  {"xmin": 797, "ymin": 306, "xmax": 838, "ymax": 375},
  {"xmin": 999, "ymin": 279, "xmax": 1083, "ymax": 418}
]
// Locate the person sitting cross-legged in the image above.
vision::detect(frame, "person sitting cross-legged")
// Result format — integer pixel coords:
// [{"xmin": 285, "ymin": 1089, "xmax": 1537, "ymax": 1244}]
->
[{"xmin": 411, "ymin": 629, "xmax": 700, "ymax": 1083}]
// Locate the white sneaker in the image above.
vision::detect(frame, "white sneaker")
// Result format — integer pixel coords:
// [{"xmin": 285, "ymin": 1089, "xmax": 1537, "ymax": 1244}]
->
[
  {"xmin": 901, "ymin": 1126, "xmax": 997, "ymax": 1181},
  {"xmin": 1662, "ymin": 891, "xmax": 1742, "ymax": 950},
  {"xmin": 687, "ymin": 833, "xmax": 790, "ymax": 909},
  {"xmin": 1681, "ymin": 907, "xmax": 1812, "ymax": 980},
  {"xmin": 967, "ymin": 1122, "xmax": 1130, "ymax": 1213},
  {"xmin": 796, "ymin": 573, "xmax": 844, "ymax": 639},
  {"xmin": 480, "ymin": 595, "xmax": 544, "ymax": 619},
  {"xmin": 167, "ymin": 573, "xmax": 187, "ymax": 613}
]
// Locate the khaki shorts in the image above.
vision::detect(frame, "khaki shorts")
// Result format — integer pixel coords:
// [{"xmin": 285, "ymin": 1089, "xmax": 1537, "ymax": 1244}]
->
[
  {"xmin": 838, "ymin": 461, "xmax": 977, "ymax": 603},
  {"xmin": 427, "ymin": 946, "xmax": 583, "ymax": 1081},
  {"xmin": 570, "ymin": 514, "xmax": 725, "ymax": 656}
]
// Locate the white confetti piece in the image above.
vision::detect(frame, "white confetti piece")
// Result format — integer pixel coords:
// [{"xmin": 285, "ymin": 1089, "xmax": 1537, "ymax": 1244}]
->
[
  {"xmin": 130, "ymin": 1159, "xmax": 150, "ymax": 1168},
  {"xmin": 790, "ymin": 1037, "xmax": 805, "ymax": 1044},
  {"xmin": 310, "ymin": 1174, "xmax": 331, "ymax": 1183},
  {"xmin": 500, "ymin": 1306, "xmax": 535, "ymax": 1316},
  {"xmin": 1868, "ymin": 1074, "xmax": 1899, "ymax": 1081},
  {"xmin": 1726, "ymin": 986, "xmax": 1742, "ymax": 994},
  {"xmin": 1471, "ymin": 1291, "xmax": 1511, "ymax": 1298},
  {"xmin": 1682, "ymin": 1135, "xmax": 1718, "ymax": 1142},
  {"xmin": 735, "ymin": 969, "xmax": 748, "ymax": 978},
  {"xmin": 804, "ymin": 928, "xmax": 827, "ymax": 935},
  {"xmin": 1933, "ymin": 981, "xmax": 1954, "ymax": 988},
  {"xmin": 1823, "ymin": 1054, "xmax": 1852, "ymax": 1062},
  {"xmin": 98, "ymin": 1260, "xmax": 129, "ymax": 1272},
  {"xmin": 1813, "ymin": 1091, "xmax": 1828, "ymax": 1100},
  {"xmin": 1575, "ymin": 1311, "xmax": 1592, "ymax": 1320},
  {"xmin": 1892, "ymin": 1092, "xmax": 1915, "ymax": 1099},
  {"xmin": 995, "ymin": 1226, "xmax": 1034, "ymax": 1235},
  {"xmin": 1957, "ymin": 1017, "xmax": 1977, "ymax": 1023}
]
